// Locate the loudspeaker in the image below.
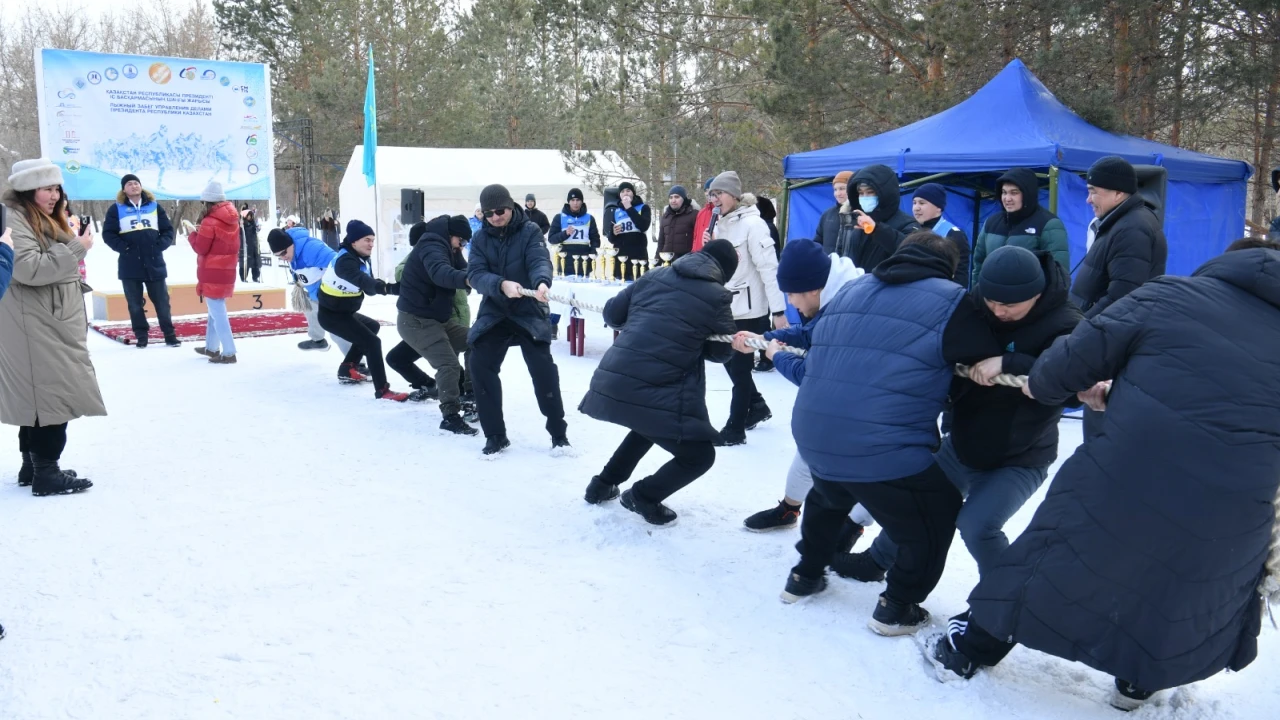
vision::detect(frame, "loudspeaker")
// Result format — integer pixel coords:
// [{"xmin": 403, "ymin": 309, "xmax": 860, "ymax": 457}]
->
[
  {"xmin": 1132, "ymin": 165, "xmax": 1168, "ymax": 224},
  {"xmin": 602, "ymin": 186, "xmax": 621, "ymax": 218},
  {"xmin": 400, "ymin": 188, "xmax": 424, "ymax": 225}
]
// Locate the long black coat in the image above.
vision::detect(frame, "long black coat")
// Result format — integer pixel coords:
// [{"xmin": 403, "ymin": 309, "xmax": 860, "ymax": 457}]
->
[
  {"xmin": 1069, "ymin": 194, "xmax": 1167, "ymax": 319},
  {"xmin": 467, "ymin": 207, "xmax": 554, "ymax": 344},
  {"xmin": 578, "ymin": 252, "xmax": 737, "ymax": 443},
  {"xmin": 968, "ymin": 247, "xmax": 1280, "ymax": 692}
]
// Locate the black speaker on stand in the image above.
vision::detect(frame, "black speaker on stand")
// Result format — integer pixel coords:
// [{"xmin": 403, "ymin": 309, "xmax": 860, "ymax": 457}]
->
[
  {"xmin": 401, "ymin": 188, "xmax": 425, "ymax": 225},
  {"xmin": 1132, "ymin": 166, "xmax": 1168, "ymax": 225}
]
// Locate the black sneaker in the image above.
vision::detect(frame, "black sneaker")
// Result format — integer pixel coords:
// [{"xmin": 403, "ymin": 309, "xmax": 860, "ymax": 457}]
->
[
  {"xmin": 1110, "ymin": 679, "xmax": 1155, "ymax": 712},
  {"xmin": 619, "ymin": 488, "xmax": 677, "ymax": 526},
  {"xmin": 831, "ymin": 549, "xmax": 886, "ymax": 582},
  {"xmin": 164, "ymin": 335, "xmax": 181, "ymax": 347},
  {"xmin": 868, "ymin": 594, "xmax": 930, "ymax": 636},
  {"xmin": 462, "ymin": 402, "xmax": 479, "ymax": 423},
  {"xmin": 407, "ymin": 385, "xmax": 438, "ymax": 402},
  {"xmin": 440, "ymin": 413, "xmax": 478, "ymax": 436},
  {"xmin": 744, "ymin": 400, "xmax": 772, "ymax": 430},
  {"xmin": 744, "ymin": 500, "xmax": 801, "ymax": 531},
  {"xmin": 754, "ymin": 356, "xmax": 774, "ymax": 373},
  {"xmin": 135, "ymin": 337, "xmax": 148, "ymax": 348},
  {"xmin": 926, "ymin": 627, "xmax": 979, "ymax": 682},
  {"xmin": 482, "ymin": 434, "xmax": 510, "ymax": 456},
  {"xmin": 780, "ymin": 571, "xmax": 827, "ymax": 603},
  {"xmin": 836, "ymin": 518, "xmax": 866, "ymax": 554},
  {"xmin": 584, "ymin": 476, "xmax": 620, "ymax": 505},
  {"xmin": 713, "ymin": 426, "xmax": 746, "ymax": 447},
  {"xmin": 297, "ymin": 338, "xmax": 330, "ymax": 351},
  {"xmin": 551, "ymin": 433, "xmax": 571, "ymax": 449}
]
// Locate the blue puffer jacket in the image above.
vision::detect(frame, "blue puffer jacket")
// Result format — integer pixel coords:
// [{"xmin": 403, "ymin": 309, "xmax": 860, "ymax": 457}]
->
[
  {"xmin": 792, "ymin": 245, "xmax": 978, "ymax": 483},
  {"xmin": 467, "ymin": 207, "xmax": 554, "ymax": 344},
  {"xmin": 970, "ymin": 247, "xmax": 1280, "ymax": 693},
  {"xmin": 287, "ymin": 228, "xmax": 338, "ymax": 301}
]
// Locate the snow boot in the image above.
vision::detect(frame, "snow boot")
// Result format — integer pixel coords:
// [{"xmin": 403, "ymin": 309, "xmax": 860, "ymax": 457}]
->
[
  {"xmin": 754, "ymin": 355, "xmax": 774, "ymax": 373},
  {"xmin": 338, "ymin": 362, "xmax": 368, "ymax": 385},
  {"xmin": 135, "ymin": 336, "xmax": 148, "ymax": 348},
  {"xmin": 1109, "ymin": 679, "xmax": 1155, "ymax": 712},
  {"xmin": 868, "ymin": 594, "xmax": 930, "ymax": 636},
  {"xmin": 831, "ymin": 549, "xmax": 886, "ymax": 582},
  {"xmin": 925, "ymin": 629, "xmax": 979, "ymax": 682},
  {"xmin": 407, "ymin": 384, "xmax": 439, "ymax": 402},
  {"xmin": 584, "ymin": 476, "xmax": 620, "ymax": 505},
  {"xmin": 744, "ymin": 500, "xmax": 801, "ymax": 531},
  {"xmin": 18, "ymin": 451, "xmax": 33, "ymax": 487},
  {"xmin": 298, "ymin": 338, "xmax": 330, "ymax": 351},
  {"xmin": 376, "ymin": 385, "xmax": 410, "ymax": 402},
  {"xmin": 0, "ymin": 622, "xmax": 5, "ymax": 640},
  {"xmin": 208, "ymin": 353, "xmax": 237, "ymax": 364},
  {"xmin": 551, "ymin": 433, "xmax": 571, "ymax": 450},
  {"xmin": 836, "ymin": 518, "xmax": 866, "ymax": 554},
  {"xmin": 619, "ymin": 488, "xmax": 677, "ymax": 526},
  {"xmin": 164, "ymin": 334, "xmax": 181, "ymax": 347},
  {"xmin": 713, "ymin": 425, "xmax": 746, "ymax": 447},
  {"xmin": 482, "ymin": 434, "xmax": 511, "ymax": 456},
  {"xmin": 780, "ymin": 571, "xmax": 827, "ymax": 604},
  {"xmin": 744, "ymin": 399, "xmax": 772, "ymax": 431},
  {"xmin": 440, "ymin": 413, "xmax": 478, "ymax": 436},
  {"xmin": 193, "ymin": 346, "xmax": 219, "ymax": 358},
  {"xmin": 30, "ymin": 457, "xmax": 92, "ymax": 497}
]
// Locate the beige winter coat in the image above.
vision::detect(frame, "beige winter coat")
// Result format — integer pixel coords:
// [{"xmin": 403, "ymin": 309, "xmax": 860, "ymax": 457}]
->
[{"xmin": 0, "ymin": 197, "xmax": 107, "ymax": 426}]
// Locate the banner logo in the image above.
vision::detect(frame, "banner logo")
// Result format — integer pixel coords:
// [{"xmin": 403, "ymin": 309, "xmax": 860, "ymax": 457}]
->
[{"xmin": 149, "ymin": 63, "xmax": 172, "ymax": 84}]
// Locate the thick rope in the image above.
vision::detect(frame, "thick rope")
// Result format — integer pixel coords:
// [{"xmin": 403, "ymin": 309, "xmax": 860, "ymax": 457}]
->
[
  {"xmin": 952, "ymin": 364, "xmax": 1028, "ymax": 388},
  {"xmin": 1263, "ymin": 492, "xmax": 1280, "ymax": 625}
]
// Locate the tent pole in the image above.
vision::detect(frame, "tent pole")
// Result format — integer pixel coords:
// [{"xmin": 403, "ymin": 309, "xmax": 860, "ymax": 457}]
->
[
  {"xmin": 899, "ymin": 172, "xmax": 955, "ymax": 189},
  {"xmin": 1048, "ymin": 166, "xmax": 1059, "ymax": 215},
  {"xmin": 780, "ymin": 179, "xmax": 791, "ymax": 243}
]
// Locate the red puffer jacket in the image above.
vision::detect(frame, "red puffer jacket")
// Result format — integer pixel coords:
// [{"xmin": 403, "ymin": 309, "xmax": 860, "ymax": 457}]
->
[{"xmin": 188, "ymin": 201, "xmax": 240, "ymax": 300}]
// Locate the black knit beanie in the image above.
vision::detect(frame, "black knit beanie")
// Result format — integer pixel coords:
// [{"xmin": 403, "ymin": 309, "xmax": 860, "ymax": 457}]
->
[
  {"xmin": 1086, "ymin": 156, "xmax": 1138, "ymax": 194},
  {"xmin": 448, "ymin": 215, "xmax": 473, "ymax": 240},
  {"xmin": 479, "ymin": 184, "xmax": 515, "ymax": 212},
  {"xmin": 702, "ymin": 239, "xmax": 739, "ymax": 279},
  {"xmin": 980, "ymin": 246, "xmax": 1045, "ymax": 304},
  {"xmin": 266, "ymin": 228, "xmax": 293, "ymax": 254}
]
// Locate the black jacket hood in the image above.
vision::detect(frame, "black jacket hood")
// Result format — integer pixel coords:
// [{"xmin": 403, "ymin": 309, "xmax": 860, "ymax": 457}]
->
[
  {"xmin": 419, "ymin": 214, "xmax": 451, "ymax": 244},
  {"xmin": 1193, "ymin": 247, "xmax": 1280, "ymax": 311},
  {"xmin": 672, "ymin": 249, "xmax": 727, "ymax": 284},
  {"xmin": 996, "ymin": 168, "xmax": 1040, "ymax": 225},
  {"xmin": 851, "ymin": 164, "xmax": 902, "ymax": 223},
  {"xmin": 873, "ymin": 243, "xmax": 955, "ymax": 285}
]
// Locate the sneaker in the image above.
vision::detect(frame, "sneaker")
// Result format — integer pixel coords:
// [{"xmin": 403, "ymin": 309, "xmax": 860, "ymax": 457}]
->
[
  {"xmin": 713, "ymin": 426, "xmax": 746, "ymax": 447},
  {"xmin": 193, "ymin": 346, "xmax": 219, "ymax": 358},
  {"xmin": 482, "ymin": 434, "xmax": 511, "ymax": 456},
  {"xmin": 462, "ymin": 403, "xmax": 480, "ymax": 424},
  {"xmin": 297, "ymin": 338, "xmax": 330, "ymax": 351},
  {"xmin": 338, "ymin": 362, "xmax": 368, "ymax": 385},
  {"xmin": 744, "ymin": 400, "xmax": 772, "ymax": 430},
  {"xmin": 925, "ymin": 628, "xmax": 979, "ymax": 682},
  {"xmin": 619, "ymin": 488, "xmax": 677, "ymax": 526},
  {"xmin": 754, "ymin": 356, "xmax": 774, "ymax": 373},
  {"xmin": 376, "ymin": 385, "xmax": 410, "ymax": 402},
  {"xmin": 208, "ymin": 354, "xmax": 237, "ymax": 364},
  {"xmin": 440, "ymin": 413, "xmax": 479, "ymax": 436},
  {"xmin": 407, "ymin": 386, "xmax": 438, "ymax": 402},
  {"xmin": 743, "ymin": 500, "xmax": 801, "ymax": 531},
  {"xmin": 1109, "ymin": 679, "xmax": 1155, "ymax": 712},
  {"xmin": 584, "ymin": 476, "xmax": 620, "ymax": 505},
  {"xmin": 868, "ymin": 595, "xmax": 930, "ymax": 636},
  {"xmin": 831, "ymin": 549, "xmax": 886, "ymax": 582},
  {"xmin": 780, "ymin": 572, "xmax": 827, "ymax": 604},
  {"xmin": 551, "ymin": 433, "xmax": 571, "ymax": 450},
  {"xmin": 836, "ymin": 518, "xmax": 866, "ymax": 554},
  {"xmin": 164, "ymin": 335, "xmax": 181, "ymax": 347},
  {"xmin": 356, "ymin": 363, "xmax": 370, "ymax": 376},
  {"xmin": 135, "ymin": 337, "xmax": 148, "ymax": 349}
]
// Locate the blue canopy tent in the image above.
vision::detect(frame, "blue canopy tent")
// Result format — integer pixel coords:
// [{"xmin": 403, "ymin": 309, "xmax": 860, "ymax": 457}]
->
[{"xmin": 781, "ymin": 59, "xmax": 1252, "ymax": 278}]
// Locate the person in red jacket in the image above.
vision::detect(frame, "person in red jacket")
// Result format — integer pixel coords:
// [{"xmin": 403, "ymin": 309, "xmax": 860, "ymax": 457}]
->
[
  {"xmin": 691, "ymin": 177, "xmax": 718, "ymax": 253},
  {"xmin": 186, "ymin": 181, "xmax": 240, "ymax": 363}
]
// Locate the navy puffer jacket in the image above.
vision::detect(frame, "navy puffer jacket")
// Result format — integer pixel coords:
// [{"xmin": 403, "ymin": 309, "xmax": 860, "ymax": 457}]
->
[
  {"xmin": 466, "ymin": 207, "xmax": 554, "ymax": 344},
  {"xmin": 578, "ymin": 252, "xmax": 737, "ymax": 443},
  {"xmin": 969, "ymin": 247, "xmax": 1280, "ymax": 692}
]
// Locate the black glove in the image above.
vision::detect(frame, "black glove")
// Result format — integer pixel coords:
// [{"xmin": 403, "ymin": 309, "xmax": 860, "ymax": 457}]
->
[
  {"xmin": 384, "ymin": 281, "xmax": 401, "ymax": 296},
  {"xmin": 374, "ymin": 279, "xmax": 388, "ymax": 295}
]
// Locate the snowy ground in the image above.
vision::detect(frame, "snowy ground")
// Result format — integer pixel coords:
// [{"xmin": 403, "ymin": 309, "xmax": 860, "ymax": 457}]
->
[{"xmin": 2, "ymin": 248, "xmax": 1278, "ymax": 719}]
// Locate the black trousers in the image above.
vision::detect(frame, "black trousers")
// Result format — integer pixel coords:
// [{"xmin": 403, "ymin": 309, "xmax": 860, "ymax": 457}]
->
[
  {"xmin": 386, "ymin": 342, "xmax": 436, "ymax": 389},
  {"xmin": 318, "ymin": 309, "xmax": 387, "ymax": 390},
  {"xmin": 722, "ymin": 316, "xmax": 770, "ymax": 430},
  {"xmin": 611, "ymin": 237, "xmax": 648, "ymax": 280},
  {"xmin": 240, "ymin": 235, "xmax": 261, "ymax": 282},
  {"xmin": 470, "ymin": 319, "xmax": 566, "ymax": 438},
  {"xmin": 598, "ymin": 430, "xmax": 716, "ymax": 503},
  {"xmin": 121, "ymin": 279, "xmax": 175, "ymax": 340},
  {"xmin": 795, "ymin": 464, "xmax": 962, "ymax": 605},
  {"xmin": 18, "ymin": 423, "xmax": 69, "ymax": 461}
]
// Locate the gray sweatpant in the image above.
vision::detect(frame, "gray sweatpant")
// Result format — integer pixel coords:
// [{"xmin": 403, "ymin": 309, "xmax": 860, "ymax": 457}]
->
[
  {"xmin": 303, "ymin": 299, "xmax": 352, "ymax": 354},
  {"xmin": 785, "ymin": 451, "xmax": 875, "ymax": 525}
]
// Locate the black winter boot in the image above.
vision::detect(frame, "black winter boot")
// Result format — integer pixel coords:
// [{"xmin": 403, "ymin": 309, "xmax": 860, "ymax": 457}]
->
[
  {"xmin": 482, "ymin": 434, "xmax": 511, "ymax": 456},
  {"xmin": 868, "ymin": 594, "xmax": 930, "ymax": 636},
  {"xmin": 713, "ymin": 425, "xmax": 747, "ymax": 447},
  {"xmin": 620, "ymin": 488, "xmax": 677, "ymax": 526},
  {"xmin": 551, "ymin": 433, "xmax": 571, "ymax": 450},
  {"xmin": 780, "ymin": 571, "xmax": 828, "ymax": 604},
  {"xmin": 440, "ymin": 414, "xmax": 478, "ymax": 436},
  {"xmin": 18, "ymin": 451, "xmax": 33, "ymax": 487},
  {"xmin": 831, "ymin": 549, "xmax": 886, "ymax": 582},
  {"xmin": 927, "ymin": 629, "xmax": 979, "ymax": 681},
  {"xmin": 835, "ymin": 518, "xmax": 866, "ymax": 554},
  {"xmin": 408, "ymin": 384, "xmax": 439, "ymax": 402},
  {"xmin": 584, "ymin": 476, "xmax": 620, "ymax": 505},
  {"xmin": 30, "ymin": 457, "xmax": 92, "ymax": 497},
  {"xmin": 744, "ymin": 399, "xmax": 772, "ymax": 430},
  {"xmin": 1110, "ymin": 679, "xmax": 1155, "ymax": 712}
]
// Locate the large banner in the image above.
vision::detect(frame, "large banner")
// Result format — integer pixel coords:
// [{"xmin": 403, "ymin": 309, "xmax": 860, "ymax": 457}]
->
[{"xmin": 35, "ymin": 48, "xmax": 274, "ymax": 200}]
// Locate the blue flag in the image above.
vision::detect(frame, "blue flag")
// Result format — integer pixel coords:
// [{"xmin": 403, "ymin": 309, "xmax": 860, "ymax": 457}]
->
[{"xmin": 362, "ymin": 44, "xmax": 377, "ymax": 187}]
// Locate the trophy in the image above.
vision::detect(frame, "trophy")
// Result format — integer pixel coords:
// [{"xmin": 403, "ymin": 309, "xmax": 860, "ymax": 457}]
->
[
  {"xmin": 575, "ymin": 256, "xmax": 585, "ymax": 278},
  {"xmin": 618, "ymin": 255, "xmax": 629, "ymax": 282},
  {"xmin": 632, "ymin": 259, "xmax": 642, "ymax": 280},
  {"xmin": 555, "ymin": 251, "xmax": 566, "ymax": 278},
  {"xmin": 659, "ymin": 252, "xmax": 674, "ymax": 267},
  {"xmin": 604, "ymin": 248, "xmax": 616, "ymax": 282},
  {"xmin": 589, "ymin": 254, "xmax": 599, "ymax": 281}
]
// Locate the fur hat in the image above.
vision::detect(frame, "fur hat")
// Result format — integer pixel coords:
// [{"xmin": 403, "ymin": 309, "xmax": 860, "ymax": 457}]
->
[
  {"xmin": 709, "ymin": 171, "xmax": 743, "ymax": 199},
  {"xmin": 266, "ymin": 228, "xmax": 293, "ymax": 254},
  {"xmin": 200, "ymin": 180, "xmax": 225, "ymax": 203},
  {"xmin": 7, "ymin": 158, "xmax": 63, "ymax": 193}
]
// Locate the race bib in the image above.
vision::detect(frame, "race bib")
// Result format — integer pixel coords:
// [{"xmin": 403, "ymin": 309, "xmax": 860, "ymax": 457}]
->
[
  {"xmin": 562, "ymin": 214, "xmax": 590, "ymax": 244},
  {"xmin": 613, "ymin": 207, "xmax": 636, "ymax": 234}
]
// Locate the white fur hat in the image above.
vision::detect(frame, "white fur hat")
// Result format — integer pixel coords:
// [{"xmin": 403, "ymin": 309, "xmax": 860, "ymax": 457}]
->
[
  {"xmin": 7, "ymin": 158, "xmax": 63, "ymax": 192},
  {"xmin": 201, "ymin": 180, "xmax": 226, "ymax": 203}
]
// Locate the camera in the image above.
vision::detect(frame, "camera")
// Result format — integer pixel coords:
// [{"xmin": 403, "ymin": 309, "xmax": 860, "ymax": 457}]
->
[{"xmin": 78, "ymin": 215, "xmax": 91, "ymax": 236}]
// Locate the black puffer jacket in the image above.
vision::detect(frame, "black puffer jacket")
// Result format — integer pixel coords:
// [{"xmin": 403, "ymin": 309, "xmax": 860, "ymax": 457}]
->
[
  {"xmin": 578, "ymin": 251, "xmax": 737, "ymax": 443},
  {"xmin": 398, "ymin": 215, "xmax": 468, "ymax": 322},
  {"xmin": 949, "ymin": 251, "xmax": 1082, "ymax": 470},
  {"xmin": 1069, "ymin": 193, "xmax": 1167, "ymax": 319},
  {"xmin": 467, "ymin": 207, "xmax": 555, "ymax": 344},
  {"xmin": 525, "ymin": 205, "xmax": 550, "ymax": 236},
  {"xmin": 814, "ymin": 203, "xmax": 842, "ymax": 256},
  {"xmin": 969, "ymin": 247, "xmax": 1280, "ymax": 692},
  {"xmin": 834, "ymin": 164, "xmax": 921, "ymax": 271}
]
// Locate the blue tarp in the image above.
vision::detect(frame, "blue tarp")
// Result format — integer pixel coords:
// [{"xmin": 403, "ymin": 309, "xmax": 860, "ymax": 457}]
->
[{"xmin": 783, "ymin": 59, "xmax": 1252, "ymax": 277}]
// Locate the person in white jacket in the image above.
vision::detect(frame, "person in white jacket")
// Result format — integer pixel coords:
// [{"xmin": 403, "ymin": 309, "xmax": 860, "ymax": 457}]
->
[{"xmin": 707, "ymin": 171, "xmax": 788, "ymax": 446}]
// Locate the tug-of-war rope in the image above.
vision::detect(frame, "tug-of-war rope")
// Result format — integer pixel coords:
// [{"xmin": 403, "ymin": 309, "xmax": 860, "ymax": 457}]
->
[{"xmin": 522, "ymin": 286, "xmax": 1280, "ymax": 613}]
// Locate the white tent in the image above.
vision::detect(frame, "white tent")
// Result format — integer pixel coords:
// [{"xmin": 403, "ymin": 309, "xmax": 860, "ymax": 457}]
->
[{"xmin": 338, "ymin": 147, "xmax": 641, "ymax": 277}]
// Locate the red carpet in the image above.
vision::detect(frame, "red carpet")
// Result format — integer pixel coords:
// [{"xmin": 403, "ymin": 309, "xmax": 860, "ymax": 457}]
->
[{"xmin": 92, "ymin": 311, "xmax": 311, "ymax": 345}]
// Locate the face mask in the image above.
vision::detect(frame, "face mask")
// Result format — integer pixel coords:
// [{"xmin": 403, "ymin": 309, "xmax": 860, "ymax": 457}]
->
[{"xmin": 858, "ymin": 196, "xmax": 879, "ymax": 213}]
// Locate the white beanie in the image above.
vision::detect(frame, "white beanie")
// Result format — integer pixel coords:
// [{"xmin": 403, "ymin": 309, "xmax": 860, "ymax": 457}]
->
[
  {"xmin": 7, "ymin": 158, "xmax": 63, "ymax": 193},
  {"xmin": 201, "ymin": 180, "xmax": 225, "ymax": 203}
]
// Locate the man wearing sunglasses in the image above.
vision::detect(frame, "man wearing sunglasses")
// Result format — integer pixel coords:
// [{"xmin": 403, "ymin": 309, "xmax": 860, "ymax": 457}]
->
[{"xmin": 467, "ymin": 184, "xmax": 569, "ymax": 455}]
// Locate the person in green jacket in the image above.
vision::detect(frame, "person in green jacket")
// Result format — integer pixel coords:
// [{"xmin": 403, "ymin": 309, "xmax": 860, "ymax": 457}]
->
[{"xmin": 972, "ymin": 168, "xmax": 1069, "ymax": 286}]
